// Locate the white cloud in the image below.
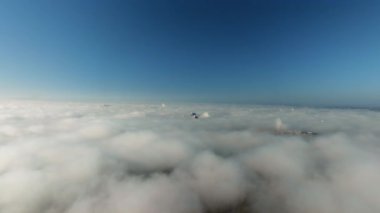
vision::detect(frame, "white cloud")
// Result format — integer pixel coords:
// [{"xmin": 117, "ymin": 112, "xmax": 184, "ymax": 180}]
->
[
  {"xmin": 0, "ymin": 101, "xmax": 379, "ymax": 213},
  {"xmin": 200, "ymin": 112, "xmax": 210, "ymax": 118}
]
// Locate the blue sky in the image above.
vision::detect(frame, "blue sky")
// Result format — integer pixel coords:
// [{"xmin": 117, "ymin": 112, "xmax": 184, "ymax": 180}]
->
[{"xmin": 0, "ymin": 0, "xmax": 379, "ymax": 106}]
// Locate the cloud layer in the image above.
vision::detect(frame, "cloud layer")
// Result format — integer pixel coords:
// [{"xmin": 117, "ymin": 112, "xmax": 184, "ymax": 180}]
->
[{"xmin": 0, "ymin": 101, "xmax": 380, "ymax": 213}]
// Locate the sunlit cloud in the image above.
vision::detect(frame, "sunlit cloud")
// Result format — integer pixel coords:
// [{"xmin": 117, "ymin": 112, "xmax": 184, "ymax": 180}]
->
[{"xmin": 0, "ymin": 101, "xmax": 379, "ymax": 213}]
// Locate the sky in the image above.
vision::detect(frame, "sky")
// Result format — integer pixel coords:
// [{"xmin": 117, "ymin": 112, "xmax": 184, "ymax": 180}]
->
[{"xmin": 0, "ymin": 0, "xmax": 379, "ymax": 106}]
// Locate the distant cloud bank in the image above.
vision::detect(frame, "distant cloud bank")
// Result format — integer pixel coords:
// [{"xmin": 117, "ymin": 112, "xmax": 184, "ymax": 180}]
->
[{"xmin": 0, "ymin": 101, "xmax": 380, "ymax": 213}]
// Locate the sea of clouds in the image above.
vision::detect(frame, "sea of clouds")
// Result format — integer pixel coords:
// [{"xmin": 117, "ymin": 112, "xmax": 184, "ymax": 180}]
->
[{"xmin": 0, "ymin": 100, "xmax": 380, "ymax": 213}]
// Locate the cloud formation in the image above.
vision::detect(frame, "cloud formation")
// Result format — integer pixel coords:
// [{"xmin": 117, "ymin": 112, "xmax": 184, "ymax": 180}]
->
[{"xmin": 0, "ymin": 101, "xmax": 379, "ymax": 213}]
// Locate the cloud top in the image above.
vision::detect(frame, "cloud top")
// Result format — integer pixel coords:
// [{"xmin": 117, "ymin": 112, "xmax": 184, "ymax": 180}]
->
[{"xmin": 0, "ymin": 101, "xmax": 379, "ymax": 213}]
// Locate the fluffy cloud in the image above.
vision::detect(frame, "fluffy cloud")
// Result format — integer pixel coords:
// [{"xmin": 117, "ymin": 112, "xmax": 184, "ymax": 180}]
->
[{"xmin": 0, "ymin": 101, "xmax": 379, "ymax": 213}]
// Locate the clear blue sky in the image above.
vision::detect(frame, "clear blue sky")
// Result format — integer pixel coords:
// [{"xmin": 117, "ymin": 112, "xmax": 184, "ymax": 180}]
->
[{"xmin": 0, "ymin": 0, "xmax": 379, "ymax": 106}]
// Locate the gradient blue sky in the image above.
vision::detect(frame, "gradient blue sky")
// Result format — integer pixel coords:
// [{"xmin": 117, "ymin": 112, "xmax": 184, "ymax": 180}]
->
[{"xmin": 0, "ymin": 0, "xmax": 379, "ymax": 106}]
